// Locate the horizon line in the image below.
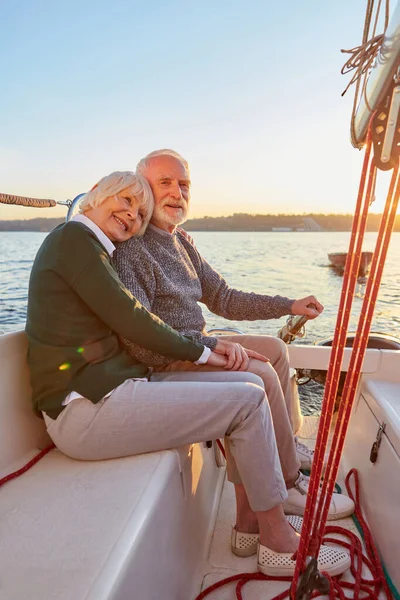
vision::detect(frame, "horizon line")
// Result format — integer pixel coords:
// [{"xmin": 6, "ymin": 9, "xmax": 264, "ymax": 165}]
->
[{"xmin": 0, "ymin": 211, "xmax": 397, "ymax": 222}]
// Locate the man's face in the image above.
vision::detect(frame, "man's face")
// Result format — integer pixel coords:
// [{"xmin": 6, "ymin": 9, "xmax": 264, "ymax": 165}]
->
[{"xmin": 143, "ymin": 155, "xmax": 190, "ymax": 232}]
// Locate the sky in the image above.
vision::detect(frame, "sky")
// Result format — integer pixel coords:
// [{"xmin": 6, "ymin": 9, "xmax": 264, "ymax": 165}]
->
[{"xmin": 0, "ymin": 0, "xmax": 397, "ymax": 220}]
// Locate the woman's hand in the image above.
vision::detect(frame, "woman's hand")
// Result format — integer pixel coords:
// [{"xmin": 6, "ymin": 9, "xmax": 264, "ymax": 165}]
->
[
  {"xmin": 291, "ymin": 295, "xmax": 324, "ymax": 319},
  {"xmin": 206, "ymin": 351, "xmax": 229, "ymax": 368},
  {"xmin": 213, "ymin": 338, "xmax": 269, "ymax": 371}
]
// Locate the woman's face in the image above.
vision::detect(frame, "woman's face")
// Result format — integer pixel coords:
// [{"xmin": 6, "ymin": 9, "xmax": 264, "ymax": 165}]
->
[{"xmin": 85, "ymin": 189, "xmax": 145, "ymax": 242}]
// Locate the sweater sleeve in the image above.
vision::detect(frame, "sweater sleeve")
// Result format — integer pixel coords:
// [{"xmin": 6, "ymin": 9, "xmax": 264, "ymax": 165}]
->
[
  {"xmin": 59, "ymin": 225, "xmax": 204, "ymax": 362},
  {"xmin": 184, "ymin": 242, "xmax": 295, "ymax": 321}
]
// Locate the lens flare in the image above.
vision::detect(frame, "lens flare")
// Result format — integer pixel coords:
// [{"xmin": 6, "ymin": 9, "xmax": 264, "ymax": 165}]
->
[{"xmin": 59, "ymin": 363, "xmax": 71, "ymax": 371}]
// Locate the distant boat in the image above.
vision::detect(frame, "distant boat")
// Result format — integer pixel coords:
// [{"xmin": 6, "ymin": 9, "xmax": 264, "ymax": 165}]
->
[{"xmin": 328, "ymin": 251, "xmax": 373, "ymax": 277}]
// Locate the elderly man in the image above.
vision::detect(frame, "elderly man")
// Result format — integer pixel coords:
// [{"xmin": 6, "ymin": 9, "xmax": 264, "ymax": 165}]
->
[{"xmin": 112, "ymin": 150, "xmax": 352, "ymax": 521}]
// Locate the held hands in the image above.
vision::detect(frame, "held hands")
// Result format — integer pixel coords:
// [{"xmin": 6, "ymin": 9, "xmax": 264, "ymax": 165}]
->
[
  {"xmin": 291, "ymin": 295, "xmax": 324, "ymax": 319},
  {"xmin": 206, "ymin": 351, "xmax": 230, "ymax": 368},
  {"xmin": 206, "ymin": 338, "xmax": 269, "ymax": 371}
]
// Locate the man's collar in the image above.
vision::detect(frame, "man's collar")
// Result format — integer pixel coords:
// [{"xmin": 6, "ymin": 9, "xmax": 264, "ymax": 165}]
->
[
  {"xmin": 72, "ymin": 214, "xmax": 116, "ymax": 256},
  {"xmin": 148, "ymin": 223, "xmax": 175, "ymax": 237}
]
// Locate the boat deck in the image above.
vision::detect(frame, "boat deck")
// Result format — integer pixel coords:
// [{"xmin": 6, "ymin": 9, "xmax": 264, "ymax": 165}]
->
[{"xmin": 198, "ymin": 417, "xmax": 372, "ymax": 599}]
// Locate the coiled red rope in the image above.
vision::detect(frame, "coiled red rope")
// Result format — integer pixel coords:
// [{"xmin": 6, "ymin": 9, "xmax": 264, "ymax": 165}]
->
[{"xmin": 194, "ymin": 470, "xmax": 392, "ymax": 600}]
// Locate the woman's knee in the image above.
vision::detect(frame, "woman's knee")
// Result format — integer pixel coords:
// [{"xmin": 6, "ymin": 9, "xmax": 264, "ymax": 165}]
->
[{"xmin": 236, "ymin": 381, "xmax": 268, "ymax": 414}]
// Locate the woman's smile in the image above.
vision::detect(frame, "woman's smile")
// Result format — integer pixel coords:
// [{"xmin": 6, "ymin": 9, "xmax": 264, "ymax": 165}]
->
[{"xmin": 113, "ymin": 214, "xmax": 129, "ymax": 231}]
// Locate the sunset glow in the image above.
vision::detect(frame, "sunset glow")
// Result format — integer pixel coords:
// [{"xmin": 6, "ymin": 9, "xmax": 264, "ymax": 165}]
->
[{"xmin": 1, "ymin": 1, "xmax": 399, "ymax": 221}]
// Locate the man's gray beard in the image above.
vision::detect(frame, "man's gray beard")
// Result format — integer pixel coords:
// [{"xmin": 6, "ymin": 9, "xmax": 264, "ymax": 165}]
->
[{"xmin": 152, "ymin": 203, "xmax": 188, "ymax": 227}]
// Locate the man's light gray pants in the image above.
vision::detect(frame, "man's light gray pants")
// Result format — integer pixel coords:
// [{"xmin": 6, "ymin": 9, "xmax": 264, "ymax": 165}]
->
[
  {"xmin": 156, "ymin": 335, "xmax": 301, "ymax": 484},
  {"xmin": 44, "ymin": 370, "xmax": 288, "ymax": 512}
]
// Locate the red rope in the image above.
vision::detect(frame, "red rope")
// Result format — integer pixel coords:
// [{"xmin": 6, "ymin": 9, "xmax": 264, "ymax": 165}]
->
[
  {"xmin": 314, "ymin": 162, "xmax": 400, "ymax": 552},
  {"xmin": 217, "ymin": 438, "xmax": 226, "ymax": 459},
  {"xmin": 291, "ymin": 129, "xmax": 377, "ymax": 592},
  {"xmin": 291, "ymin": 126, "xmax": 399, "ymax": 598},
  {"xmin": 194, "ymin": 470, "xmax": 392, "ymax": 600},
  {"xmin": 0, "ymin": 443, "xmax": 55, "ymax": 488},
  {"xmin": 195, "ymin": 131, "xmax": 399, "ymax": 600},
  {"xmin": 345, "ymin": 469, "xmax": 393, "ymax": 600}
]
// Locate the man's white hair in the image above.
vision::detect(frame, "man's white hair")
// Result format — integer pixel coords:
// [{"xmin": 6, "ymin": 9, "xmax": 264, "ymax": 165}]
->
[
  {"xmin": 136, "ymin": 149, "xmax": 190, "ymax": 175},
  {"xmin": 79, "ymin": 171, "xmax": 154, "ymax": 236}
]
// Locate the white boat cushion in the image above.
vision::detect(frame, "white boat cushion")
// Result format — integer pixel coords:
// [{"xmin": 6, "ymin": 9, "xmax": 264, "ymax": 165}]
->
[{"xmin": 0, "ymin": 448, "xmax": 178, "ymax": 600}]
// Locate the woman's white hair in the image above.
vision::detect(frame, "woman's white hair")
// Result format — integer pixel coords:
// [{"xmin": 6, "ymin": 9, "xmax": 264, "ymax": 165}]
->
[
  {"xmin": 79, "ymin": 171, "xmax": 154, "ymax": 236},
  {"xmin": 136, "ymin": 149, "xmax": 190, "ymax": 175}
]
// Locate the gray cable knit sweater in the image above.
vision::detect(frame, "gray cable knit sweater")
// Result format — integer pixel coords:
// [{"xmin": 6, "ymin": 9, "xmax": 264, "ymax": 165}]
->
[{"xmin": 113, "ymin": 225, "xmax": 295, "ymax": 366}]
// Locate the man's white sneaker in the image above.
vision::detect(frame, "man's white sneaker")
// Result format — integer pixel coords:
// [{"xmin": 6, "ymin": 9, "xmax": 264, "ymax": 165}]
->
[
  {"xmin": 257, "ymin": 542, "xmax": 351, "ymax": 577},
  {"xmin": 283, "ymin": 473, "xmax": 355, "ymax": 520},
  {"xmin": 231, "ymin": 515, "xmax": 303, "ymax": 557},
  {"xmin": 295, "ymin": 437, "xmax": 314, "ymax": 470}
]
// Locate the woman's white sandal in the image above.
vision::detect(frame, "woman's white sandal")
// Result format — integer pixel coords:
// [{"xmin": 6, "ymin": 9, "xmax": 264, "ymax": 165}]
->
[
  {"xmin": 231, "ymin": 528, "xmax": 260, "ymax": 557},
  {"xmin": 231, "ymin": 515, "xmax": 304, "ymax": 557},
  {"xmin": 257, "ymin": 542, "xmax": 351, "ymax": 577}
]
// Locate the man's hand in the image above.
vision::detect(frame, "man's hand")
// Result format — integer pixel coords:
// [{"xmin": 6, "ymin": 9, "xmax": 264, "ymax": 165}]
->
[
  {"xmin": 291, "ymin": 295, "xmax": 324, "ymax": 319},
  {"xmin": 213, "ymin": 338, "xmax": 269, "ymax": 371}
]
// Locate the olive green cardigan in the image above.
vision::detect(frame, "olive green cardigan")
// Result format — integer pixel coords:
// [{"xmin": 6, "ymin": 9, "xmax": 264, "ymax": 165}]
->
[{"xmin": 26, "ymin": 221, "xmax": 204, "ymax": 419}]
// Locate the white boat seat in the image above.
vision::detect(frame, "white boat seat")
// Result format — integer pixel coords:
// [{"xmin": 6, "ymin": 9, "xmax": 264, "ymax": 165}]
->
[
  {"xmin": 0, "ymin": 447, "xmax": 182, "ymax": 600},
  {"xmin": 0, "ymin": 331, "xmax": 222, "ymax": 600}
]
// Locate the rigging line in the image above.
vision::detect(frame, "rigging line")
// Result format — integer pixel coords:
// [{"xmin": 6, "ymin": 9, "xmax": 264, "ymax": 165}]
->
[
  {"xmin": 291, "ymin": 138, "xmax": 399, "ymax": 599},
  {"xmin": 289, "ymin": 131, "xmax": 375, "ymax": 596},
  {"xmin": 342, "ymin": 0, "xmax": 375, "ymax": 108},
  {"xmin": 312, "ymin": 158, "xmax": 379, "ymax": 542},
  {"xmin": 361, "ymin": 0, "xmax": 390, "ymax": 114},
  {"xmin": 358, "ymin": 0, "xmax": 390, "ymax": 136},
  {"xmin": 299, "ymin": 131, "xmax": 373, "ymax": 504},
  {"xmin": 0, "ymin": 192, "xmax": 56, "ymax": 208},
  {"xmin": 342, "ymin": 0, "xmax": 391, "ymax": 145},
  {"xmin": 337, "ymin": 167, "xmax": 400, "ymax": 412},
  {"xmin": 315, "ymin": 161, "xmax": 400, "ymax": 550},
  {"xmin": 307, "ymin": 131, "xmax": 374, "ymax": 480}
]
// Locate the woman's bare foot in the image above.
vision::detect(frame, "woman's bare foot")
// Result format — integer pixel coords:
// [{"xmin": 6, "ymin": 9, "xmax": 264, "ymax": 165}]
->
[
  {"xmin": 260, "ymin": 520, "xmax": 299, "ymax": 553},
  {"xmin": 256, "ymin": 505, "xmax": 300, "ymax": 553},
  {"xmin": 235, "ymin": 483, "xmax": 259, "ymax": 534},
  {"xmin": 235, "ymin": 515, "xmax": 259, "ymax": 534}
]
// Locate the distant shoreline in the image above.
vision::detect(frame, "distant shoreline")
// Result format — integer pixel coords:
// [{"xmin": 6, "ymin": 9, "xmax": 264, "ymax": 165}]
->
[{"xmin": 0, "ymin": 213, "xmax": 399, "ymax": 232}]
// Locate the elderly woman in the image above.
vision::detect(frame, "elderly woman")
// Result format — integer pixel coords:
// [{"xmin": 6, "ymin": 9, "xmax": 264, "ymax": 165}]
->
[{"xmin": 25, "ymin": 171, "xmax": 350, "ymax": 577}]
